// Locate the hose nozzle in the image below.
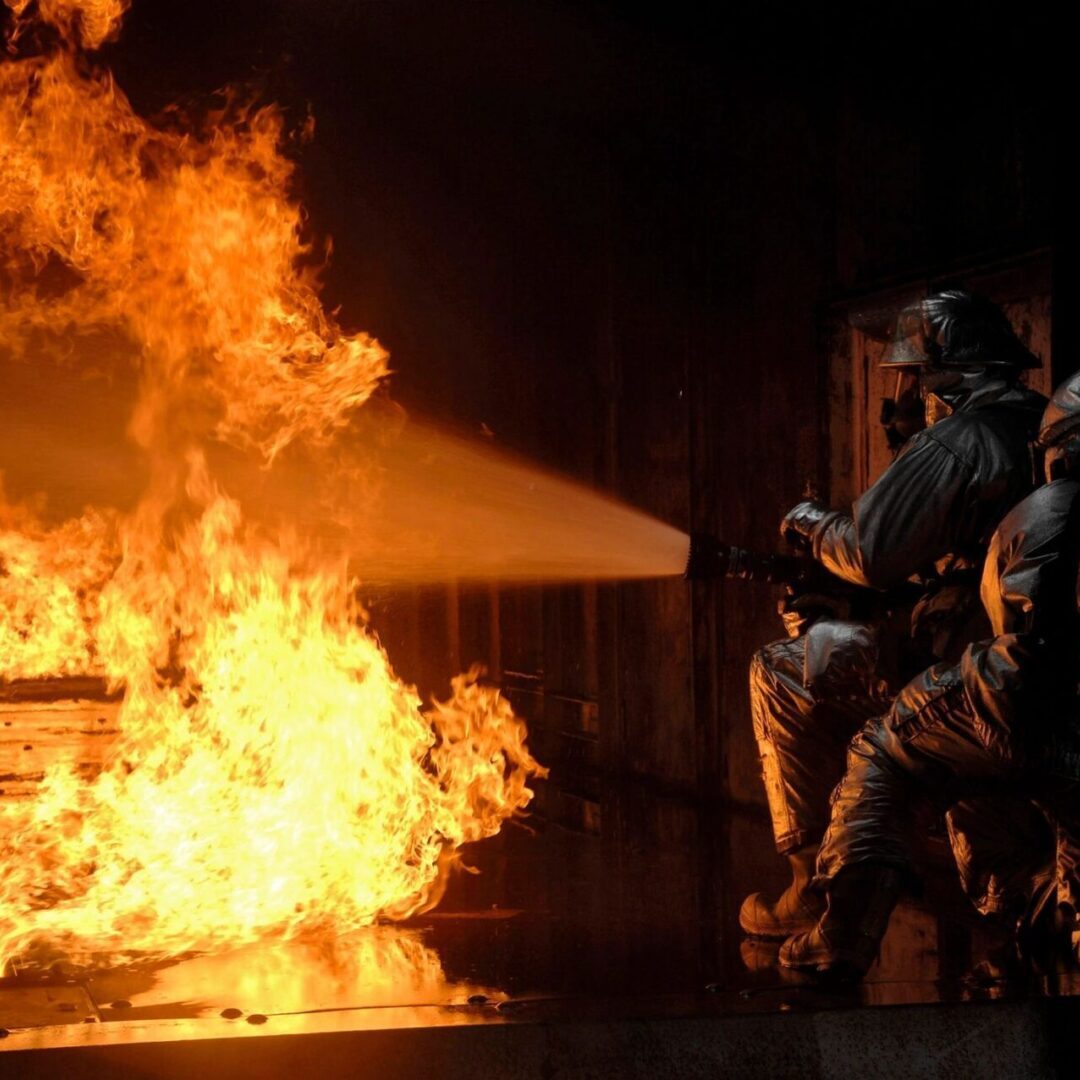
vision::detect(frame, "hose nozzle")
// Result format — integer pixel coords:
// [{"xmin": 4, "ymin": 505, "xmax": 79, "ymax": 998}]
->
[{"xmin": 684, "ymin": 533, "xmax": 732, "ymax": 580}]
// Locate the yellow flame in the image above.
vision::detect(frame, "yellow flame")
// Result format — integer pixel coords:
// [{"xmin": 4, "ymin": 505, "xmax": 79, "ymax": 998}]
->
[
  {"xmin": 0, "ymin": 489, "xmax": 117, "ymax": 679},
  {"xmin": 0, "ymin": 3, "xmax": 544, "ymax": 967}
]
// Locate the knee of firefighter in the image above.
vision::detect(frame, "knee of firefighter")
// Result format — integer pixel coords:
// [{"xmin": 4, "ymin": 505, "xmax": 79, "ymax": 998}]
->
[
  {"xmin": 749, "ymin": 640, "xmax": 807, "ymax": 743},
  {"xmin": 825, "ymin": 723, "xmax": 896, "ymax": 820},
  {"xmin": 802, "ymin": 619, "xmax": 880, "ymax": 701}
]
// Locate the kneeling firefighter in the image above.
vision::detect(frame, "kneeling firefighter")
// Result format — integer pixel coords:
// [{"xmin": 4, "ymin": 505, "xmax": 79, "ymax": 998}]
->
[
  {"xmin": 780, "ymin": 372, "xmax": 1080, "ymax": 977},
  {"xmin": 742, "ymin": 290, "xmax": 1045, "ymax": 939}
]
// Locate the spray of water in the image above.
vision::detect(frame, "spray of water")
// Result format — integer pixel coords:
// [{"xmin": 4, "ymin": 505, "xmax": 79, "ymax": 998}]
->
[{"xmin": 216, "ymin": 402, "xmax": 691, "ymax": 586}]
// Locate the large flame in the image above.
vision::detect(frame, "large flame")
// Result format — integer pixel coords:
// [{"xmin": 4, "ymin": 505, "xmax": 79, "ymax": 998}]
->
[{"xmin": 0, "ymin": 1, "xmax": 543, "ymax": 967}]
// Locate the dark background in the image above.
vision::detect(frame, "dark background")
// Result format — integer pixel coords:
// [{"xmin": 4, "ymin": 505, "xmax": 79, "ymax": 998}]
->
[{"xmin": 7, "ymin": 1, "xmax": 1060, "ymax": 972}]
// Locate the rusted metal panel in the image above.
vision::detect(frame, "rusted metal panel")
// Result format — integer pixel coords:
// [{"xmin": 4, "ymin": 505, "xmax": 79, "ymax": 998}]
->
[
  {"xmin": 0, "ymin": 982, "xmax": 98, "ymax": 1029},
  {"xmin": 0, "ymin": 699, "xmax": 121, "ymax": 804}
]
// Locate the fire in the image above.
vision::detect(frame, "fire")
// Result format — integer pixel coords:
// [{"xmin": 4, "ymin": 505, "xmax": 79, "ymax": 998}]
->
[
  {"xmin": 0, "ymin": 0, "xmax": 544, "ymax": 967},
  {"xmin": 0, "ymin": 492, "xmax": 117, "ymax": 680},
  {"xmin": 108, "ymin": 929, "xmax": 483, "ymax": 1018},
  {"xmin": 5, "ymin": 0, "xmax": 127, "ymax": 50}
]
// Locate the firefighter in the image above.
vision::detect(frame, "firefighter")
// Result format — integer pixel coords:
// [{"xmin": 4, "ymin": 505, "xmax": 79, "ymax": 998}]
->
[
  {"xmin": 779, "ymin": 371, "xmax": 1080, "ymax": 977},
  {"xmin": 742, "ymin": 290, "xmax": 1046, "ymax": 939}
]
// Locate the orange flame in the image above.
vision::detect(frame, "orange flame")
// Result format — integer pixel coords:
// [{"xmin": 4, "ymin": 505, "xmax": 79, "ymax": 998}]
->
[
  {"xmin": 0, "ymin": 488, "xmax": 117, "ymax": 679},
  {"xmin": 5, "ymin": 0, "xmax": 128, "ymax": 50},
  {"xmin": 0, "ymin": 1, "xmax": 544, "ymax": 967}
]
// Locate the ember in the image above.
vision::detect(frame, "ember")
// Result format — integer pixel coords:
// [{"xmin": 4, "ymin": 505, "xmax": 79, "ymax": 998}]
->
[{"xmin": 0, "ymin": 0, "xmax": 552, "ymax": 968}]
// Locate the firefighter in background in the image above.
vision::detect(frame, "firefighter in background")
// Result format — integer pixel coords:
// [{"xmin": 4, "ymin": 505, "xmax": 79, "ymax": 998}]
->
[
  {"xmin": 781, "ymin": 372, "xmax": 1080, "ymax": 977},
  {"xmin": 741, "ymin": 290, "xmax": 1046, "ymax": 939}
]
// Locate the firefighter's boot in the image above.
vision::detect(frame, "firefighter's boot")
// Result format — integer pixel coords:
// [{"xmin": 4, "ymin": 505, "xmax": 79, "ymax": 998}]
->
[
  {"xmin": 778, "ymin": 864, "xmax": 905, "ymax": 978},
  {"xmin": 739, "ymin": 845, "xmax": 825, "ymax": 939}
]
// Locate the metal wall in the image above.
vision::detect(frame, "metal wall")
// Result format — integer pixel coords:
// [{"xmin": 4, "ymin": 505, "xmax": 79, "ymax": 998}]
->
[{"xmin": 433, "ymin": 14, "xmax": 1059, "ymax": 951}]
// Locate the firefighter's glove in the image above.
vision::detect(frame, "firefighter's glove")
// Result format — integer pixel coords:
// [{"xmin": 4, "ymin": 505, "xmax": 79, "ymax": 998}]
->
[
  {"xmin": 779, "ymin": 590, "xmax": 845, "ymax": 638},
  {"xmin": 780, "ymin": 499, "xmax": 834, "ymax": 553}
]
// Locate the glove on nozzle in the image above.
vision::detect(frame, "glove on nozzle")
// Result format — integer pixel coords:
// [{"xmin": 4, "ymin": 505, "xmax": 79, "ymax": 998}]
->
[{"xmin": 780, "ymin": 499, "xmax": 836, "ymax": 553}]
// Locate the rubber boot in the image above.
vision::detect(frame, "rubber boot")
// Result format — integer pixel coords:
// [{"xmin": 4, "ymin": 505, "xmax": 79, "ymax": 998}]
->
[
  {"xmin": 1013, "ymin": 872, "xmax": 1065, "ymax": 975},
  {"xmin": 778, "ymin": 864, "xmax": 904, "ymax": 978},
  {"xmin": 739, "ymin": 845, "xmax": 825, "ymax": 939}
]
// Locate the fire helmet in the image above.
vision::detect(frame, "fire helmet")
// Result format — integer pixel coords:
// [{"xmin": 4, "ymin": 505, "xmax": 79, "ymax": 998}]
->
[
  {"xmin": 1038, "ymin": 370, "xmax": 1080, "ymax": 482},
  {"xmin": 880, "ymin": 289, "xmax": 1041, "ymax": 372}
]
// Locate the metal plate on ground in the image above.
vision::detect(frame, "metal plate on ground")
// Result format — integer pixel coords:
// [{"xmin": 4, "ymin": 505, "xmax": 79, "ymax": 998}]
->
[{"xmin": 0, "ymin": 981, "xmax": 99, "ymax": 1029}]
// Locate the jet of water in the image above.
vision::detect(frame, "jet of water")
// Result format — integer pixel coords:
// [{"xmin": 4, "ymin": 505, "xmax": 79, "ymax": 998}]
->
[{"xmin": 222, "ymin": 404, "xmax": 691, "ymax": 585}]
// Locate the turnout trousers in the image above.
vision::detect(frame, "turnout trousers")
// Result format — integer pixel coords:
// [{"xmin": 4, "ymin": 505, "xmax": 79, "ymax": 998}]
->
[
  {"xmin": 816, "ymin": 661, "xmax": 1080, "ymax": 920},
  {"xmin": 749, "ymin": 620, "xmax": 889, "ymax": 855}
]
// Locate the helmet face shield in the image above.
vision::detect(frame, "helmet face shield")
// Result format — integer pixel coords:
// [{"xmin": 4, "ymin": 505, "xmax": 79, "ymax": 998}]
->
[
  {"xmin": 880, "ymin": 368, "xmax": 925, "ymax": 451},
  {"xmin": 879, "ymin": 306, "xmax": 934, "ymax": 370},
  {"xmin": 876, "ymin": 290, "xmax": 1039, "ymax": 373}
]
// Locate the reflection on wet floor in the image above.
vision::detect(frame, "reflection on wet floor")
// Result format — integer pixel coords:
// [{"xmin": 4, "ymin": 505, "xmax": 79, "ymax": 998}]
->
[
  {"xmin": 82, "ymin": 929, "xmax": 495, "ymax": 1022},
  {"xmin": 2, "ymin": 777, "xmax": 1079, "ymax": 1033}
]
